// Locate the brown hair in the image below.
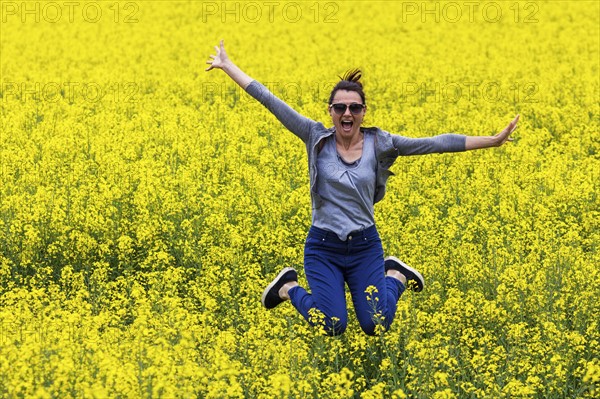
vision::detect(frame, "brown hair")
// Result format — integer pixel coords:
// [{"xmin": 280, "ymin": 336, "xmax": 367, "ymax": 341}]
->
[{"xmin": 328, "ymin": 69, "xmax": 366, "ymax": 105}]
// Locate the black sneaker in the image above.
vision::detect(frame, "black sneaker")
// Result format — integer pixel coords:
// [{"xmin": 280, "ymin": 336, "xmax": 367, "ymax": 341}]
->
[
  {"xmin": 261, "ymin": 267, "xmax": 298, "ymax": 309},
  {"xmin": 384, "ymin": 256, "xmax": 424, "ymax": 292}
]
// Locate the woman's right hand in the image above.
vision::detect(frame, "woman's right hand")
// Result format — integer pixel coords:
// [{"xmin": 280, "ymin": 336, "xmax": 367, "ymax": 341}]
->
[
  {"xmin": 205, "ymin": 39, "xmax": 230, "ymax": 71},
  {"xmin": 204, "ymin": 39, "xmax": 253, "ymax": 89}
]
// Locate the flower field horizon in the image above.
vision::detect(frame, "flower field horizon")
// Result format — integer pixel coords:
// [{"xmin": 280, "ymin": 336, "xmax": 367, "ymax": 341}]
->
[{"xmin": 0, "ymin": 0, "xmax": 599, "ymax": 398}]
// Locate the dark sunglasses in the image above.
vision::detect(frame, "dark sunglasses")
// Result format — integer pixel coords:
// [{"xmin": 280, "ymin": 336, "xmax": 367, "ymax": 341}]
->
[{"xmin": 329, "ymin": 103, "xmax": 366, "ymax": 115}]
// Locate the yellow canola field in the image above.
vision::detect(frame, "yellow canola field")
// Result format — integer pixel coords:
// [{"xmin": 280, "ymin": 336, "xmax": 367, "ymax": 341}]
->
[{"xmin": 0, "ymin": 1, "xmax": 598, "ymax": 398}]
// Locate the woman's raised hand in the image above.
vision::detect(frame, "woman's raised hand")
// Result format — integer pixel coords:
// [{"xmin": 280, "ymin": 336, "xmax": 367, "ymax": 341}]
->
[
  {"xmin": 205, "ymin": 39, "xmax": 230, "ymax": 71},
  {"xmin": 203, "ymin": 39, "xmax": 253, "ymax": 89},
  {"xmin": 495, "ymin": 114, "xmax": 520, "ymax": 146}
]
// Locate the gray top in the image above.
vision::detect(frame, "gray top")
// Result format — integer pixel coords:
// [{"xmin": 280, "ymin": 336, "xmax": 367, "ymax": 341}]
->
[
  {"xmin": 314, "ymin": 133, "xmax": 377, "ymax": 240},
  {"xmin": 244, "ymin": 80, "xmax": 467, "ymax": 239}
]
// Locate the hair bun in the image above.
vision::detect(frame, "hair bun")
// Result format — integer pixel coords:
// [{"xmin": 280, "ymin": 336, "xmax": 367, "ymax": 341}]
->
[
  {"xmin": 329, "ymin": 68, "xmax": 366, "ymax": 105},
  {"xmin": 339, "ymin": 68, "xmax": 362, "ymax": 87}
]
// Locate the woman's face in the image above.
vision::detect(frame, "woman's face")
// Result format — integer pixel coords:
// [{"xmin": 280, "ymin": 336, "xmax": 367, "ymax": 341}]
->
[{"xmin": 329, "ymin": 90, "xmax": 366, "ymax": 138}]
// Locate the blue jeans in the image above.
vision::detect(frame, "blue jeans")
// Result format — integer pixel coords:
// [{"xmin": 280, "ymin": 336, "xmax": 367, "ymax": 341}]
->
[{"xmin": 288, "ymin": 225, "xmax": 405, "ymax": 336}]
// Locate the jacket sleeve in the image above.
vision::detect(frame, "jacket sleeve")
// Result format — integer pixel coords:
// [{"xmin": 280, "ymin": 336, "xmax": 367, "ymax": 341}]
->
[
  {"xmin": 391, "ymin": 133, "xmax": 466, "ymax": 155},
  {"xmin": 245, "ymin": 80, "xmax": 317, "ymax": 143}
]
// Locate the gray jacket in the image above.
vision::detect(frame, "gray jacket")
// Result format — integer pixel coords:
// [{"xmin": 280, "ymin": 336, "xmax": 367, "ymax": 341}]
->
[{"xmin": 245, "ymin": 80, "xmax": 466, "ymax": 209}]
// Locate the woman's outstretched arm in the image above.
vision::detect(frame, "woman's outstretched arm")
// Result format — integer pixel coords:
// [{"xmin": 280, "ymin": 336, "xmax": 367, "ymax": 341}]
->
[
  {"xmin": 465, "ymin": 114, "xmax": 520, "ymax": 150},
  {"xmin": 392, "ymin": 114, "xmax": 521, "ymax": 155},
  {"xmin": 205, "ymin": 39, "xmax": 253, "ymax": 89},
  {"xmin": 204, "ymin": 39, "xmax": 316, "ymax": 143}
]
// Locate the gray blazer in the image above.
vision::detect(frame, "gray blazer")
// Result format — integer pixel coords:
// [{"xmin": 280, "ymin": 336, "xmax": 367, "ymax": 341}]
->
[{"xmin": 245, "ymin": 80, "xmax": 466, "ymax": 209}]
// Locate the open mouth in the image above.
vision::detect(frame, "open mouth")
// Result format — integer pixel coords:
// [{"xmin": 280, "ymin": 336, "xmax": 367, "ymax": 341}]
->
[{"xmin": 341, "ymin": 120, "xmax": 353, "ymax": 132}]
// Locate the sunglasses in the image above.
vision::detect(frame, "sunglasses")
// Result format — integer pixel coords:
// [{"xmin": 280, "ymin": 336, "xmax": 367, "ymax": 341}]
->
[{"xmin": 329, "ymin": 103, "xmax": 366, "ymax": 115}]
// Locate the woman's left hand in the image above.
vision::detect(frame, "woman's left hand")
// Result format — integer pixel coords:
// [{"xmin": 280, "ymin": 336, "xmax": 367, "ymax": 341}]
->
[{"xmin": 494, "ymin": 114, "xmax": 520, "ymax": 146}]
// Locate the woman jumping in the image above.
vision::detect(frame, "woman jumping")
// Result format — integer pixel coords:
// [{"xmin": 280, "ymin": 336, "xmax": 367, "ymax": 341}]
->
[{"xmin": 205, "ymin": 40, "xmax": 519, "ymax": 336}]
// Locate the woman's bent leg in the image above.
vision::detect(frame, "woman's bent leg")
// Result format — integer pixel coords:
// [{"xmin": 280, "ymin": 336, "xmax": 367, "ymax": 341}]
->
[
  {"xmin": 345, "ymin": 233, "xmax": 406, "ymax": 335},
  {"xmin": 288, "ymin": 235, "xmax": 348, "ymax": 335}
]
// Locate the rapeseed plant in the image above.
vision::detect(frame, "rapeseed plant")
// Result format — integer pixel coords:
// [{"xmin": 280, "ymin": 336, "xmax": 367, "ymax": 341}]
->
[{"xmin": 0, "ymin": 0, "xmax": 597, "ymax": 397}]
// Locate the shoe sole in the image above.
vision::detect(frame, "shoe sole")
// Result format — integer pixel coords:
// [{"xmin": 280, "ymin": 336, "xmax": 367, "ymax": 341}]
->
[
  {"xmin": 261, "ymin": 267, "xmax": 297, "ymax": 308},
  {"xmin": 385, "ymin": 256, "xmax": 425, "ymax": 292}
]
